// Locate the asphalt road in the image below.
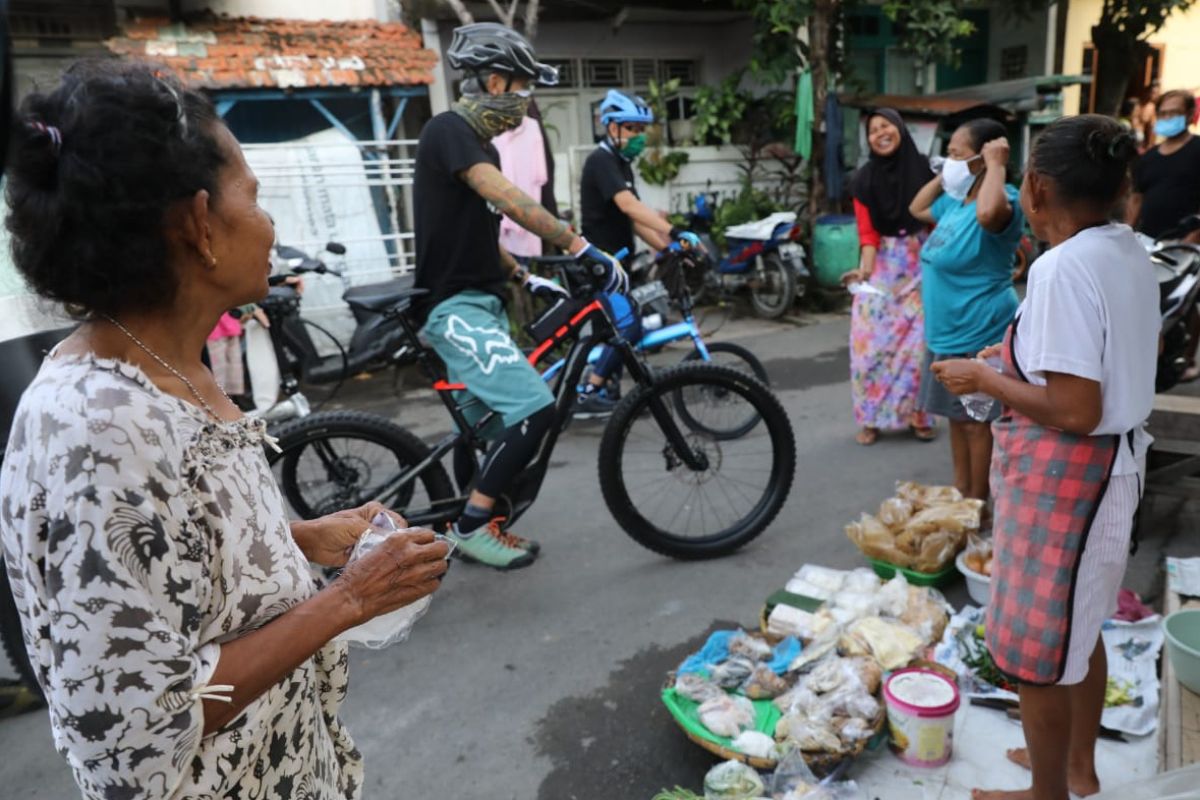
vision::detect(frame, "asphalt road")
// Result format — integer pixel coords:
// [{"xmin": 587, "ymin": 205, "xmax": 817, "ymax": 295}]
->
[{"xmin": 0, "ymin": 311, "xmax": 1192, "ymax": 799}]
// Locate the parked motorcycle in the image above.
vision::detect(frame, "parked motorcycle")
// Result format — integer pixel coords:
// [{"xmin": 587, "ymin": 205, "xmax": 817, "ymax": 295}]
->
[
  {"xmin": 633, "ymin": 193, "xmax": 808, "ymax": 319},
  {"xmin": 1140, "ymin": 215, "xmax": 1200, "ymax": 393}
]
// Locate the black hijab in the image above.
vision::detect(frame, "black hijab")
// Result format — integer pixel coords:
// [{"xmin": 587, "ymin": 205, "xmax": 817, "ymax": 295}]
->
[{"xmin": 850, "ymin": 108, "xmax": 934, "ymax": 236}]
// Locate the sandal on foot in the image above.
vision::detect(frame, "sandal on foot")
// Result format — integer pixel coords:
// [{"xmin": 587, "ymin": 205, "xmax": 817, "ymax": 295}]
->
[
  {"xmin": 856, "ymin": 428, "xmax": 879, "ymax": 446},
  {"xmin": 910, "ymin": 425, "xmax": 937, "ymax": 442}
]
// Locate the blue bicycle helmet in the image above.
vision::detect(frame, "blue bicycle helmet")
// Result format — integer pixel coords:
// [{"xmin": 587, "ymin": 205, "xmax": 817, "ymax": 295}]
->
[{"xmin": 599, "ymin": 90, "xmax": 654, "ymax": 126}]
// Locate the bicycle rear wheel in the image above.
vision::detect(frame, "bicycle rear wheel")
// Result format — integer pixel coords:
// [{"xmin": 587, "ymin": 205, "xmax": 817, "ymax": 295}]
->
[
  {"xmin": 599, "ymin": 363, "xmax": 795, "ymax": 559},
  {"xmin": 268, "ymin": 411, "xmax": 455, "ymax": 521}
]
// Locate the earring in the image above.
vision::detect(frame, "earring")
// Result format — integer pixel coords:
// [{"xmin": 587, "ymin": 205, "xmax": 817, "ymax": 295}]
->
[{"xmin": 210, "ymin": 255, "xmax": 219, "ymax": 268}]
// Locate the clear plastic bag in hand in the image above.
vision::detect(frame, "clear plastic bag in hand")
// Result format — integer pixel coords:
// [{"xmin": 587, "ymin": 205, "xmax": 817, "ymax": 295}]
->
[{"xmin": 335, "ymin": 512, "xmax": 452, "ymax": 650}]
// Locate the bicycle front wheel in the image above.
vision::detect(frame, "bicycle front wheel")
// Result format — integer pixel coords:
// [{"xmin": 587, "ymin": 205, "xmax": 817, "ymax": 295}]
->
[
  {"xmin": 268, "ymin": 411, "xmax": 455, "ymax": 520},
  {"xmin": 599, "ymin": 363, "xmax": 796, "ymax": 559}
]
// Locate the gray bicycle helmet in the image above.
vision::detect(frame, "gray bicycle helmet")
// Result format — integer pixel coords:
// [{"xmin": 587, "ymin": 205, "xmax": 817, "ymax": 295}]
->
[{"xmin": 447, "ymin": 22, "xmax": 559, "ymax": 87}]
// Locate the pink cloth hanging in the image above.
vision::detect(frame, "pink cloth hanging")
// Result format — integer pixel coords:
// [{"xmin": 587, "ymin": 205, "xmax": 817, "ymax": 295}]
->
[{"xmin": 493, "ymin": 116, "xmax": 549, "ymax": 257}]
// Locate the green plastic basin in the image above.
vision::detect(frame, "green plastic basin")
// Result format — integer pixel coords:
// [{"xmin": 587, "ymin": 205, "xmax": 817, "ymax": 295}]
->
[{"xmin": 1164, "ymin": 608, "xmax": 1200, "ymax": 695}]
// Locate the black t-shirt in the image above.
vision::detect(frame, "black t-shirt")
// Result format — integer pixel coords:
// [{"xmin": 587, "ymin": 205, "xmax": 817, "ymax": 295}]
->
[
  {"xmin": 1134, "ymin": 136, "xmax": 1200, "ymax": 239},
  {"xmin": 580, "ymin": 143, "xmax": 637, "ymax": 257},
  {"xmin": 413, "ymin": 112, "xmax": 507, "ymax": 320}
]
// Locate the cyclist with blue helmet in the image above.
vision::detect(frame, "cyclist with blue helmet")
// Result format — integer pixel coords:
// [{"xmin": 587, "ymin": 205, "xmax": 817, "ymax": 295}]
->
[
  {"xmin": 576, "ymin": 89, "xmax": 696, "ymax": 417},
  {"xmin": 413, "ymin": 23, "xmax": 627, "ymax": 569}
]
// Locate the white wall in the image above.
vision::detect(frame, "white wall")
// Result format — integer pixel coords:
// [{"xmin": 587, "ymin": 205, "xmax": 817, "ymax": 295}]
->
[{"xmin": 177, "ymin": 0, "xmax": 388, "ymax": 21}]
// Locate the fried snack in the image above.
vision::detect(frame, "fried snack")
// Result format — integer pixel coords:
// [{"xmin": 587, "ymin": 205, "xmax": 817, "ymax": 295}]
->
[
  {"xmin": 774, "ymin": 715, "xmax": 843, "ymax": 752},
  {"xmin": 698, "ymin": 694, "xmax": 756, "ymax": 738},
  {"xmin": 743, "ymin": 664, "xmax": 789, "ymax": 700},
  {"xmin": 878, "ymin": 496, "xmax": 914, "ymax": 529}
]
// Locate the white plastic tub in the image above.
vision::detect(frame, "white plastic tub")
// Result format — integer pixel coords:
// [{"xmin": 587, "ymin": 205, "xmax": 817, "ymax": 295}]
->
[{"xmin": 955, "ymin": 551, "xmax": 991, "ymax": 606}]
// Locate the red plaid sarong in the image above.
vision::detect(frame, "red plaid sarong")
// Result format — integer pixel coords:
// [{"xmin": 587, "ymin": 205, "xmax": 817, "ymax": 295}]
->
[{"xmin": 984, "ymin": 322, "xmax": 1120, "ymax": 685}]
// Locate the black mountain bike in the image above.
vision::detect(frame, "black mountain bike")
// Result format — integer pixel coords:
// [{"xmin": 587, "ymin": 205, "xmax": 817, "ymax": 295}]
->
[{"xmin": 268, "ymin": 259, "xmax": 797, "ymax": 559}]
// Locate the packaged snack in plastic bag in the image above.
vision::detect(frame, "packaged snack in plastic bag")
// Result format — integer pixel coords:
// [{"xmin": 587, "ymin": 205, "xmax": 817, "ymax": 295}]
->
[
  {"xmin": 774, "ymin": 715, "xmax": 843, "ymax": 752},
  {"xmin": 800, "ymin": 655, "xmax": 853, "ymax": 694},
  {"xmin": 878, "ymin": 496, "xmax": 914, "ymax": 529},
  {"xmin": 743, "ymin": 663, "xmax": 789, "ymax": 699},
  {"xmin": 844, "ymin": 655, "xmax": 883, "ymax": 694},
  {"xmin": 874, "ymin": 574, "xmax": 911, "ymax": 619},
  {"xmin": 772, "ymin": 746, "xmax": 865, "ymax": 799},
  {"xmin": 731, "ymin": 729, "xmax": 776, "ymax": 759},
  {"xmin": 843, "ymin": 568, "xmax": 881, "ymax": 594},
  {"xmin": 845, "ymin": 514, "xmax": 910, "ymax": 567},
  {"xmin": 699, "ymin": 694, "xmax": 756, "ymax": 737},
  {"xmin": 835, "ymin": 716, "xmax": 876, "ymax": 743},
  {"xmin": 895, "ymin": 481, "xmax": 964, "ymax": 511},
  {"xmin": 838, "ymin": 616, "xmax": 923, "ymax": 670},
  {"xmin": 767, "ymin": 604, "xmax": 829, "ymax": 641},
  {"xmin": 899, "ymin": 585, "xmax": 951, "ymax": 644},
  {"xmin": 335, "ymin": 514, "xmax": 452, "ymax": 649},
  {"xmin": 703, "ymin": 759, "xmax": 765, "ymax": 800},
  {"xmin": 729, "ymin": 631, "xmax": 774, "ymax": 662},
  {"xmin": 773, "ymin": 685, "xmax": 819, "ymax": 716},
  {"xmin": 911, "ymin": 528, "xmax": 960, "ymax": 573},
  {"xmin": 675, "ymin": 673, "xmax": 725, "ymax": 704},
  {"xmin": 902, "ymin": 500, "xmax": 983, "ymax": 537},
  {"xmin": 815, "ymin": 682, "xmax": 880, "ymax": 721},
  {"xmin": 712, "ymin": 654, "xmax": 758, "ymax": 689}
]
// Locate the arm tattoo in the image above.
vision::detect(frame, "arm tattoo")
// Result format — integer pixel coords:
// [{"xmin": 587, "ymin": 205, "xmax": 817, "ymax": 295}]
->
[
  {"xmin": 464, "ymin": 164, "xmax": 575, "ymax": 250},
  {"xmin": 499, "ymin": 248, "xmax": 522, "ymax": 280}
]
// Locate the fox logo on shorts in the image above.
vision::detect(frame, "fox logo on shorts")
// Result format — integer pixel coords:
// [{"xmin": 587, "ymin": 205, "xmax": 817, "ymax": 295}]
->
[{"xmin": 444, "ymin": 315, "xmax": 522, "ymax": 375}]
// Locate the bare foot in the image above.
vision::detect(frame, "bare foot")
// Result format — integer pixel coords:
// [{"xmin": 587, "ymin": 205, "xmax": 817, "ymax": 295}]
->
[
  {"xmin": 1005, "ymin": 748, "xmax": 1102, "ymax": 797},
  {"xmin": 856, "ymin": 427, "xmax": 879, "ymax": 446},
  {"xmin": 971, "ymin": 789, "xmax": 1033, "ymax": 800}
]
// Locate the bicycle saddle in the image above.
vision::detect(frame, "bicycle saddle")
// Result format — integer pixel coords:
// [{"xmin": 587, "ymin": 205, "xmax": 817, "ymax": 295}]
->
[{"xmin": 342, "ymin": 276, "xmax": 427, "ymax": 313}]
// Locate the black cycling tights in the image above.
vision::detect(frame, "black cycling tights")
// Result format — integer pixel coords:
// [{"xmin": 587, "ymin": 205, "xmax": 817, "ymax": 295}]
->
[{"xmin": 457, "ymin": 404, "xmax": 556, "ymax": 499}]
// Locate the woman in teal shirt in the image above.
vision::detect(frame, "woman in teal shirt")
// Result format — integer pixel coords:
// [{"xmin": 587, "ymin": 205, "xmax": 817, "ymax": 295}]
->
[{"xmin": 909, "ymin": 118, "xmax": 1023, "ymax": 501}]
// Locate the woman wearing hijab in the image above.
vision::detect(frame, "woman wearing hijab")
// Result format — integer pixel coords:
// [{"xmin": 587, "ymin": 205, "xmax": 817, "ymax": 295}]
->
[{"xmin": 844, "ymin": 108, "xmax": 937, "ymax": 445}]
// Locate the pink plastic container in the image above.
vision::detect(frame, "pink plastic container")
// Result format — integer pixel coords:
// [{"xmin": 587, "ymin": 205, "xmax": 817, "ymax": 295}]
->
[{"xmin": 883, "ymin": 668, "xmax": 961, "ymax": 767}]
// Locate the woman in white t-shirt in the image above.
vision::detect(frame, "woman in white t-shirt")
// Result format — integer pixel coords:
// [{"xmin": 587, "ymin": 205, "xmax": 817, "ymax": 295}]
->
[{"xmin": 933, "ymin": 115, "xmax": 1159, "ymax": 800}]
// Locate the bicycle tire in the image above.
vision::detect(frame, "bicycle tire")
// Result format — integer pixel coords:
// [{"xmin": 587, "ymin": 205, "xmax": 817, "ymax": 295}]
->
[
  {"xmin": 0, "ymin": 559, "xmax": 41, "ymax": 697},
  {"xmin": 598, "ymin": 363, "xmax": 796, "ymax": 559},
  {"xmin": 677, "ymin": 342, "xmax": 768, "ymax": 439},
  {"xmin": 749, "ymin": 252, "xmax": 796, "ymax": 319},
  {"xmin": 268, "ymin": 411, "xmax": 455, "ymax": 520}
]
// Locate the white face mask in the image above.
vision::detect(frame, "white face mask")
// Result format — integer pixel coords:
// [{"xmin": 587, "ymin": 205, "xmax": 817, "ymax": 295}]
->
[{"xmin": 941, "ymin": 155, "xmax": 982, "ymax": 202}]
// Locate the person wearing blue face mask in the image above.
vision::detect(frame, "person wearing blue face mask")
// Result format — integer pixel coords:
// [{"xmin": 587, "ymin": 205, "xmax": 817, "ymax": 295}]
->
[
  {"xmin": 908, "ymin": 118, "xmax": 1024, "ymax": 503},
  {"xmin": 1127, "ymin": 89, "xmax": 1200, "ymax": 381},
  {"xmin": 1127, "ymin": 89, "xmax": 1200, "ymax": 240}
]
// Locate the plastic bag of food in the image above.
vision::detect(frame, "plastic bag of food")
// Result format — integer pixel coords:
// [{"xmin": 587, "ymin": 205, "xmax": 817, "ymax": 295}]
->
[
  {"xmin": 845, "ymin": 513, "xmax": 910, "ymax": 567},
  {"xmin": 830, "ymin": 590, "xmax": 877, "ymax": 620},
  {"xmin": 699, "ymin": 693, "xmax": 756, "ymax": 738},
  {"xmin": 800, "ymin": 655, "xmax": 854, "ymax": 694},
  {"xmin": 902, "ymin": 500, "xmax": 983, "ymax": 537},
  {"xmin": 788, "ymin": 629, "xmax": 840, "ymax": 673},
  {"xmin": 731, "ymin": 729, "xmax": 777, "ymax": 760},
  {"xmin": 785, "ymin": 564, "xmax": 847, "ymax": 600},
  {"xmin": 767, "ymin": 604, "xmax": 830, "ymax": 641},
  {"xmin": 729, "ymin": 632, "xmax": 774, "ymax": 662},
  {"xmin": 774, "ymin": 715, "xmax": 843, "ymax": 752},
  {"xmin": 844, "ymin": 655, "xmax": 883, "ymax": 694},
  {"xmin": 922, "ymin": 485, "xmax": 965, "ymax": 507},
  {"xmin": 769, "ymin": 743, "xmax": 822, "ymax": 796},
  {"xmin": 878, "ymin": 496, "xmax": 914, "ymax": 529},
  {"xmin": 899, "ymin": 585, "xmax": 951, "ymax": 644},
  {"xmin": 963, "ymin": 531, "xmax": 994, "ymax": 577},
  {"xmin": 911, "ymin": 528, "xmax": 960, "ymax": 573},
  {"xmin": 816, "ymin": 682, "xmax": 880, "ymax": 721},
  {"xmin": 674, "ymin": 673, "xmax": 725, "ymax": 704},
  {"xmin": 844, "ymin": 568, "xmax": 881, "ymax": 594},
  {"xmin": 838, "ymin": 616, "xmax": 924, "ymax": 670},
  {"xmin": 874, "ymin": 574, "xmax": 911, "ymax": 619},
  {"xmin": 703, "ymin": 760, "xmax": 765, "ymax": 800},
  {"xmin": 773, "ymin": 685, "xmax": 819, "ymax": 716},
  {"xmin": 743, "ymin": 663, "xmax": 790, "ymax": 699},
  {"xmin": 335, "ymin": 514, "xmax": 452, "ymax": 648},
  {"xmin": 712, "ymin": 654, "xmax": 758, "ymax": 689},
  {"xmin": 835, "ymin": 716, "xmax": 876, "ymax": 744}
]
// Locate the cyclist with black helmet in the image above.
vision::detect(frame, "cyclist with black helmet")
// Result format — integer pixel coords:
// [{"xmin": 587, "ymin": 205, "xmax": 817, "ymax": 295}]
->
[
  {"xmin": 413, "ymin": 23, "xmax": 626, "ymax": 570},
  {"xmin": 575, "ymin": 89, "xmax": 696, "ymax": 417}
]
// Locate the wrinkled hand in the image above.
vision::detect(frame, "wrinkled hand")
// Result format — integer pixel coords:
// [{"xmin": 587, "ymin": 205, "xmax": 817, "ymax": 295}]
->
[
  {"xmin": 293, "ymin": 502, "xmax": 408, "ymax": 567},
  {"xmin": 982, "ymin": 137, "xmax": 1010, "ymax": 170},
  {"xmin": 524, "ymin": 272, "xmax": 570, "ymax": 300},
  {"xmin": 334, "ymin": 529, "xmax": 449, "ymax": 626},
  {"xmin": 930, "ymin": 358, "xmax": 985, "ymax": 396}
]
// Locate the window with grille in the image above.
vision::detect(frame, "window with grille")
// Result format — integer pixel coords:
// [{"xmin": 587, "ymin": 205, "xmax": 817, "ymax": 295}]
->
[
  {"xmin": 1000, "ymin": 45, "xmax": 1028, "ymax": 81},
  {"xmin": 584, "ymin": 59, "xmax": 625, "ymax": 87},
  {"xmin": 543, "ymin": 59, "xmax": 578, "ymax": 88},
  {"xmin": 661, "ymin": 60, "xmax": 698, "ymax": 86},
  {"xmin": 631, "ymin": 59, "xmax": 657, "ymax": 87},
  {"xmin": 9, "ymin": 1, "xmax": 115, "ymax": 42}
]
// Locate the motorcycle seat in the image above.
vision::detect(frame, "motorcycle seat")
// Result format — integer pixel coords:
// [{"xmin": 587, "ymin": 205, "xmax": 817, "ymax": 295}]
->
[{"xmin": 343, "ymin": 276, "xmax": 426, "ymax": 313}]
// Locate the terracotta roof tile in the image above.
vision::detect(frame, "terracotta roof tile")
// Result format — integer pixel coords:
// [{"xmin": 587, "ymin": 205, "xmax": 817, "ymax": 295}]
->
[{"xmin": 106, "ymin": 13, "xmax": 437, "ymax": 91}]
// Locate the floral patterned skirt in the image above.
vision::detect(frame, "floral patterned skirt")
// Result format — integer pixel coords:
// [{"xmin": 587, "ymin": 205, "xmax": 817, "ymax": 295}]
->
[{"xmin": 850, "ymin": 233, "xmax": 931, "ymax": 431}]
